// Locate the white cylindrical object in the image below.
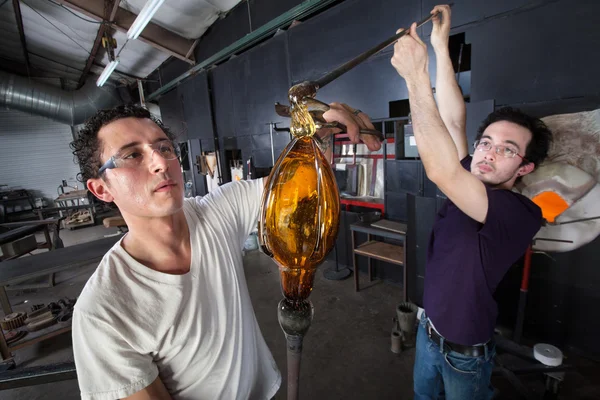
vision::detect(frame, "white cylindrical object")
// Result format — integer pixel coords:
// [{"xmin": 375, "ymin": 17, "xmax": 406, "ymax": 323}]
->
[{"xmin": 533, "ymin": 343, "xmax": 563, "ymax": 366}]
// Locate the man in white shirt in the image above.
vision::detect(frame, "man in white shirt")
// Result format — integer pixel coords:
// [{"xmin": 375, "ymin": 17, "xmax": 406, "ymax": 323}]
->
[{"xmin": 70, "ymin": 104, "xmax": 380, "ymax": 399}]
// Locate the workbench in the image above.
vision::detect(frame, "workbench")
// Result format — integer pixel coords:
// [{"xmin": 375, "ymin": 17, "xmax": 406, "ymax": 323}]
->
[
  {"xmin": 0, "ymin": 219, "xmax": 62, "ymax": 260},
  {"xmin": 350, "ymin": 220, "xmax": 407, "ymax": 302},
  {"xmin": 0, "ymin": 236, "xmax": 120, "ymax": 362}
]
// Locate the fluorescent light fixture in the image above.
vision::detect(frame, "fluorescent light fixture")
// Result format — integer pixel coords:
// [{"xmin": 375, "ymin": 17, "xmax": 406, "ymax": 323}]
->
[
  {"xmin": 96, "ymin": 59, "xmax": 120, "ymax": 87},
  {"xmin": 127, "ymin": 0, "xmax": 166, "ymax": 40}
]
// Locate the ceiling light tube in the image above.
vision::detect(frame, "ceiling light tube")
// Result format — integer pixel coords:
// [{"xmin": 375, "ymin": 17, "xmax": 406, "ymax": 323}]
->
[
  {"xmin": 127, "ymin": 0, "xmax": 166, "ymax": 40},
  {"xmin": 96, "ymin": 59, "xmax": 120, "ymax": 87}
]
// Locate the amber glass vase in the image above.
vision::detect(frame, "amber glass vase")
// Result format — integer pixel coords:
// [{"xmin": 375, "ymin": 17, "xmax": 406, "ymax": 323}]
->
[{"xmin": 258, "ymin": 135, "xmax": 340, "ymax": 301}]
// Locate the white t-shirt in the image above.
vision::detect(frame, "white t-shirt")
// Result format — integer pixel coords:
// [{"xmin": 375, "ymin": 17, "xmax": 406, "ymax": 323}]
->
[{"xmin": 72, "ymin": 179, "xmax": 281, "ymax": 400}]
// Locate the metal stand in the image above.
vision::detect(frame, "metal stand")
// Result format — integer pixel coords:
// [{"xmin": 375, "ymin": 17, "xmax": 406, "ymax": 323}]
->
[
  {"xmin": 277, "ymin": 298, "xmax": 313, "ymax": 400},
  {"xmin": 494, "ymin": 237, "xmax": 575, "ymax": 398},
  {"xmin": 324, "ymin": 210, "xmax": 352, "ymax": 280},
  {"xmin": 513, "ymin": 245, "xmax": 532, "ymax": 344},
  {"xmin": 323, "ymin": 243, "xmax": 351, "ymax": 280}
]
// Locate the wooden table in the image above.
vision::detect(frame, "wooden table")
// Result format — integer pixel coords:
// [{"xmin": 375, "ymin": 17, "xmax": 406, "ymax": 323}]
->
[
  {"xmin": 350, "ymin": 220, "xmax": 407, "ymax": 302},
  {"xmin": 0, "ymin": 218, "xmax": 63, "ymax": 259}
]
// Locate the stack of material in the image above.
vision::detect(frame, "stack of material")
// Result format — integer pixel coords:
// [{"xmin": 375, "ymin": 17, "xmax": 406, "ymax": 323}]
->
[
  {"xmin": 0, "ymin": 297, "xmax": 77, "ymax": 346},
  {"xmin": 65, "ymin": 210, "xmax": 92, "ymax": 225}
]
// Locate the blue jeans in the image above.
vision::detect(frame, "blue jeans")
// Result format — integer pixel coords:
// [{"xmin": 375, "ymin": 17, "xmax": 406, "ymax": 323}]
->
[{"xmin": 413, "ymin": 315, "xmax": 495, "ymax": 400}]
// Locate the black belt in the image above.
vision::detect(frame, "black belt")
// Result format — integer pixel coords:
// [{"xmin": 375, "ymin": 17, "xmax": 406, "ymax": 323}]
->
[{"xmin": 426, "ymin": 321, "xmax": 488, "ymax": 358}]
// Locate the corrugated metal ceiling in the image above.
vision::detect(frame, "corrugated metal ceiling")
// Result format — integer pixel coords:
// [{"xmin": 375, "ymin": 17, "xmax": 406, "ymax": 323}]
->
[
  {"xmin": 0, "ymin": 2, "xmax": 26, "ymax": 66},
  {"xmin": 120, "ymin": 0, "xmax": 241, "ymax": 40},
  {"xmin": 19, "ymin": 0, "xmax": 96, "ymax": 84},
  {"xmin": 0, "ymin": 0, "xmax": 243, "ymax": 89}
]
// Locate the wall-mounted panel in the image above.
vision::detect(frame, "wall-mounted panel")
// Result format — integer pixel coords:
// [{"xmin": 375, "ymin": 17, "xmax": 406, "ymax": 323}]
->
[
  {"xmin": 386, "ymin": 160, "xmax": 422, "ymax": 194},
  {"xmin": 210, "ymin": 63, "xmax": 237, "ymax": 138},
  {"xmin": 194, "ymin": 2, "xmax": 251, "ymax": 63},
  {"xmin": 287, "ymin": 0, "xmax": 420, "ymax": 87},
  {"xmin": 229, "ymin": 34, "xmax": 291, "ymax": 137},
  {"xmin": 158, "ymin": 89, "xmax": 185, "ymax": 140},
  {"xmin": 385, "ymin": 191, "xmax": 408, "ymax": 222},
  {"xmin": 315, "ymin": 53, "xmax": 408, "ymax": 120},
  {"xmin": 407, "ymin": 194, "xmax": 438, "ymax": 306},
  {"xmin": 200, "ymin": 138, "xmax": 215, "ymax": 152},
  {"xmin": 465, "ymin": 99, "xmax": 495, "ymax": 147},
  {"xmin": 249, "ymin": 0, "xmax": 304, "ymax": 29},
  {"xmin": 421, "ymin": 0, "xmax": 531, "ymax": 30},
  {"xmin": 468, "ymin": 0, "xmax": 600, "ymax": 105},
  {"xmin": 180, "ymin": 72, "xmax": 215, "ymax": 140}
]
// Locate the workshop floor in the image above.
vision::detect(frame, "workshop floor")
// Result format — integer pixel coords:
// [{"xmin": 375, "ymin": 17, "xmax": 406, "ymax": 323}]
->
[{"xmin": 2, "ymin": 225, "xmax": 600, "ymax": 399}]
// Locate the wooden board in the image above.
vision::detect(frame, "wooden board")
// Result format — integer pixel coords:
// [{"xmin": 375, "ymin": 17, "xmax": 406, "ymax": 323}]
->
[
  {"xmin": 0, "ymin": 225, "xmax": 43, "ymax": 246},
  {"xmin": 354, "ymin": 241, "xmax": 404, "ymax": 265},
  {"xmin": 7, "ymin": 321, "xmax": 72, "ymax": 352},
  {"xmin": 0, "ymin": 236, "xmax": 120, "ymax": 286},
  {"xmin": 55, "ymin": 190, "xmax": 88, "ymax": 201}
]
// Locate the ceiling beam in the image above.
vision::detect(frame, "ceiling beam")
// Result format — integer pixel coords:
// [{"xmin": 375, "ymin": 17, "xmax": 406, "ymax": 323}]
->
[
  {"xmin": 12, "ymin": 0, "xmax": 32, "ymax": 75},
  {"xmin": 56, "ymin": 0, "xmax": 196, "ymax": 65},
  {"xmin": 77, "ymin": 0, "xmax": 121, "ymax": 88},
  {"xmin": 109, "ymin": 0, "xmax": 120, "ymax": 21}
]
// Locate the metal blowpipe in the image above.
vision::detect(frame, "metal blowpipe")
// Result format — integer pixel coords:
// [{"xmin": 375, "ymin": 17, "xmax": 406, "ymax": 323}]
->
[{"xmin": 287, "ymin": 3, "xmax": 454, "ymax": 101}]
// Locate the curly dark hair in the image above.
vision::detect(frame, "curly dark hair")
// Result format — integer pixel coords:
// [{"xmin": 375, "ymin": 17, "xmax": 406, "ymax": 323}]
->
[
  {"xmin": 476, "ymin": 107, "xmax": 552, "ymax": 168},
  {"xmin": 70, "ymin": 104, "xmax": 176, "ymax": 183}
]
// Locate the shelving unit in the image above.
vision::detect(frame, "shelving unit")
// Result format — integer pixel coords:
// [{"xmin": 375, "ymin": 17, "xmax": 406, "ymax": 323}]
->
[
  {"xmin": 332, "ymin": 126, "xmax": 395, "ymax": 212},
  {"xmin": 350, "ymin": 220, "xmax": 407, "ymax": 301}
]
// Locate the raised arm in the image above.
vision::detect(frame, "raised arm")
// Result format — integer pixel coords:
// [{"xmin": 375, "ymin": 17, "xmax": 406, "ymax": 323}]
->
[
  {"xmin": 430, "ymin": 5, "xmax": 468, "ymax": 160},
  {"xmin": 392, "ymin": 23, "xmax": 488, "ymax": 223}
]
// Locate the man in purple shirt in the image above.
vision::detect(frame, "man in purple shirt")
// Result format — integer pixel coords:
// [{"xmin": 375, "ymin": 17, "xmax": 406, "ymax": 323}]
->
[{"xmin": 390, "ymin": 5, "xmax": 553, "ymax": 399}]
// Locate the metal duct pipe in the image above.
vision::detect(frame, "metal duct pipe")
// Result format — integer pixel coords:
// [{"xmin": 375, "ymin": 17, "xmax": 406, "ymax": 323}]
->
[{"xmin": 0, "ymin": 70, "xmax": 122, "ymax": 126}]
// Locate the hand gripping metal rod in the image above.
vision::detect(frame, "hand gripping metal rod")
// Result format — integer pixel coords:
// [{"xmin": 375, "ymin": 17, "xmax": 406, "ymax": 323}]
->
[{"xmin": 315, "ymin": 4, "xmax": 453, "ymax": 90}]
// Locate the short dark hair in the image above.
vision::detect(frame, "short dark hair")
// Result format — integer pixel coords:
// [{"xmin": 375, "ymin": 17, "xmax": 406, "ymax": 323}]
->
[
  {"xmin": 476, "ymin": 107, "xmax": 552, "ymax": 168},
  {"xmin": 70, "ymin": 104, "xmax": 176, "ymax": 182}
]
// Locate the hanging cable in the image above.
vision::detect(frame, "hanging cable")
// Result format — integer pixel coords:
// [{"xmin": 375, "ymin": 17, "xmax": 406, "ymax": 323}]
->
[
  {"xmin": 22, "ymin": 0, "xmax": 92, "ymax": 55},
  {"xmin": 46, "ymin": 0, "xmax": 103, "ymax": 24}
]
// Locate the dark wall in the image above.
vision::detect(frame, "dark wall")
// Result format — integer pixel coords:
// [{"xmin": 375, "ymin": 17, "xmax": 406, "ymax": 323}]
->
[
  {"xmin": 156, "ymin": 0, "xmax": 600, "ymax": 358},
  {"xmin": 467, "ymin": 1, "xmax": 600, "ymax": 105},
  {"xmin": 249, "ymin": 0, "xmax": 305, "ymax": 29},
  {"xmin": 179, "ymin": 72, "xmax": 214, "ymax": 141},
  {"xmin": 194, "ymin": 1, "xmax": 251, "ymax": 63},
  {"xmin": 287, "ymin": 0, "xmax": 420, "ymax": 119},
  {"xmin": 210, "ymin": 33, "xmax": 291, "ymax": 174}
]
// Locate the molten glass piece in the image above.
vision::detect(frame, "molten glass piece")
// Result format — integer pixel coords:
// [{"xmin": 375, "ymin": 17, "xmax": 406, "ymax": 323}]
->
[
  {"xmin": 531, "ymin": 191, "xmax": 570, "ymax": 223},
  {"xmin": 259, "ymin": 98, "xmax": 340, "ymax": 301}
]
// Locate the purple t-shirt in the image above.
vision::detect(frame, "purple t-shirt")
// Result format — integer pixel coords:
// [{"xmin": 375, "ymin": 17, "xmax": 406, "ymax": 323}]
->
[{"xmin": 423, "ymin": 156, "xmax": 542, "ymax": 345}]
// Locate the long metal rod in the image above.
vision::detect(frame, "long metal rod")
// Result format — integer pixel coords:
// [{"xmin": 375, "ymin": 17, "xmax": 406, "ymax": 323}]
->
[
  {"xmin": 314, "ymin": 5, "xmax": 451, "ymax": 90},
  {"xmin": 147, "ymin": 0, "xmax": 338, "ymax": 101},
  {"xmin": 269, "ymin": 123, "xmax": 275, "ymax": 165},
  {"xmin": 0, "ymin": 362, "xmax": 77, "ymax": 390},
  {"xmin": 286, "ymin": 335, "xmax": 303, "ymax": 400},
  {"xmin": 552, "ymin": 215, "xmax": 600, "ymax": 226}
]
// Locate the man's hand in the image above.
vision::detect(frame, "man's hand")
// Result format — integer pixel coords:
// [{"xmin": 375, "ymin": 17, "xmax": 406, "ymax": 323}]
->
[
  {"xmin": 391, "ymin": 23, "xmax": 429, "ymax": 85},
  {"xmin": 319, "ymin": 103, "xmax": 381, "ymax": 152},
  {"xmin": 430, "ymin": 5, "xmax": 452, "ymax": 52}
]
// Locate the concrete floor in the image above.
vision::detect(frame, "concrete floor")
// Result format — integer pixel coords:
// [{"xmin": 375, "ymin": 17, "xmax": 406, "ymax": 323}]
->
[{"xmin": 2, "ymin": 225, "xmax": 600, "ymax": 399}]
